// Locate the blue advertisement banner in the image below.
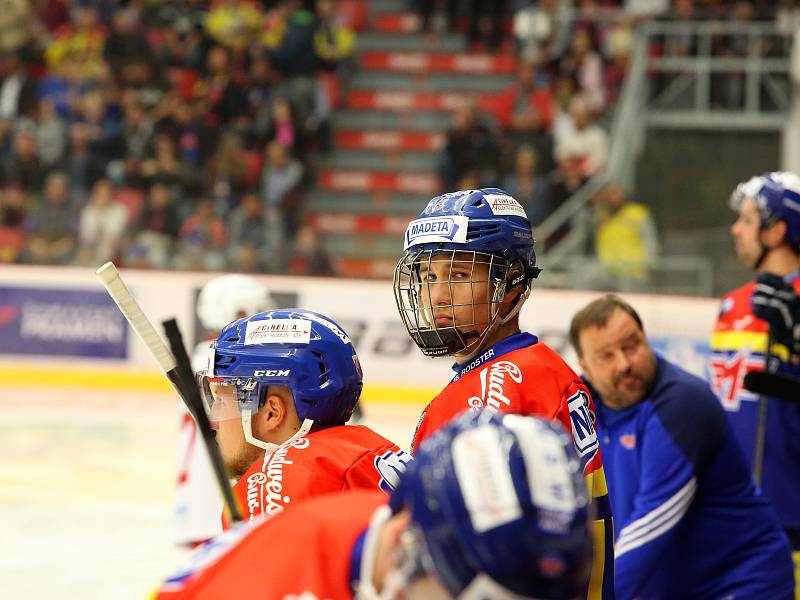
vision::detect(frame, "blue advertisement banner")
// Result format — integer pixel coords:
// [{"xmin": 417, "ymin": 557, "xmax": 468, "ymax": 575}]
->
[{"xmin": 0, "ymin": 287, "xmax": 127, "ymax": 359}]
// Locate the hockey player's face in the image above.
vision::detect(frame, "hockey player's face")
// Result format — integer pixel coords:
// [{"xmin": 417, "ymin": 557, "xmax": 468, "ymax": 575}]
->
[
  {"xmin": 213, "ymin": 385, "xmax": 263, "ymax": 478},
  {"xmin": 731, "ymin": 199, "xmax": 763, "ymax": 268},
  {"xmin": 578, "ymin": 308, "xmax": 657, "ymax": 410},
  {"xmin": 417, "ymin": 252, "xmax": 493, "ymax": 335}
]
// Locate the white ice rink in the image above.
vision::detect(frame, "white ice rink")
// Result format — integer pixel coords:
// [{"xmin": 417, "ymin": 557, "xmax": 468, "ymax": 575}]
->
[{"xmin": 1, "ymin": 386, "xmax": 422, "ymax": 599}]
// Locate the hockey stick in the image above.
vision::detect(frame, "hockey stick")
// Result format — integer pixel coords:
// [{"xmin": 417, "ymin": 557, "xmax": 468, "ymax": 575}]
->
[
  {"xmin": 95, "ymin": 261, "xmax": 243, "ymax": 523},
  {"xmin": 161, "ymin": 317, "xmax": 244, "ymax": 524},
  {"xmin": 751, "ymin": 332, "xmax": 773, "ymax": 487},
  {"xmin": 744, "ymin": 370, "xmax": 800, "ymax": 404}
]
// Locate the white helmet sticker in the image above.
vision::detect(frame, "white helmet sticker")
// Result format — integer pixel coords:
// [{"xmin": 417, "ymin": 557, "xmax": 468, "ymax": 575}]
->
[
  {"xmin": 404, "ymin": 215, "xmax": 469, "ymax": 249},
  {"xmin": 244, "ymin": 319, "xmax": 311, "ymax": 345},
  {"xmin": 302, "ymin": 312, "xmax": 351, "ymax": 345},
  {"xmin": 452, "ymin": 424, "xmax": 522, "ymax": 533},
  {"xmin": 484, "ymin": 194, "xmax": 528, "ymax": 218}
]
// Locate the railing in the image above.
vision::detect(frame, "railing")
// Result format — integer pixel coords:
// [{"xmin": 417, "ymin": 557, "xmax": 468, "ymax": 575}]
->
[
  {"xmin": 537, "ymin": 25, "xmax": 649, "ymax": 262},
  {"xmin": 537, "ymin": 19, "xmax": 794, "ymax": 295},
  {"xmin": 645, "ymin": 21, "xmax": 792, "ymax": 129},
  {"xmin": 538, "ymin": 255, "xmax": 716, "ymax": 297}
]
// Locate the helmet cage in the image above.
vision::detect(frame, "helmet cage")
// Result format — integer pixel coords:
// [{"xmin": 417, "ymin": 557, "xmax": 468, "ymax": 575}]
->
[{"xmin": 394, "ymin": 247, "xmax": 530, "ymax": 357}]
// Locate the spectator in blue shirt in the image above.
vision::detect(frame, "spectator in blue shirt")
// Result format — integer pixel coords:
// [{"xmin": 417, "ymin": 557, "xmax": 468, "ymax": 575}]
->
[{"xmin": 569, "ymin": 293, "xmax": 794, "ymax": 600}]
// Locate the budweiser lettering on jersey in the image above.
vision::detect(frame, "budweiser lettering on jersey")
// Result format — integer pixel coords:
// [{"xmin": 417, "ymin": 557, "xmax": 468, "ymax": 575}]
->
[
  {"xmin": 246, "ymin": 436, "xmax": 311, "ymax": 518},
  {"xmin": 467, "ymin": 361, "xmax": 523, "ymax": 413}
]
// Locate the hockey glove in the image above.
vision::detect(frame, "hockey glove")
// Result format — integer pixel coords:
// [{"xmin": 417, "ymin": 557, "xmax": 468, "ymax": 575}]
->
[{"xmin": 751, "ymin": 273, "xmax": 800, "ymax": 357}]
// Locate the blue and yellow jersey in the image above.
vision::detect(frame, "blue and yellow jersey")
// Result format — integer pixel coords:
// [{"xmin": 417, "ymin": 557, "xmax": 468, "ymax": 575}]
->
[
  {"xmin": 412, "ymin": 333, "xmax": 615, "ymax": 600},
  {"xmin": 709, "ymin": 279, "xmax": 800, "ymax": 531}
]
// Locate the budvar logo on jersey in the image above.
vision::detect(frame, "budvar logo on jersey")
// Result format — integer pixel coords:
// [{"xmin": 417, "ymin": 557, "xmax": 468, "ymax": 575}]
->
[
  {"xmin": 244, "ymin": 319, "xmax": 311, "ymax": 345},
  {"xmin": 246, "ymin": 436, "xmax": 311, "ymax": 518},
  {"xmin": 567, "ymin": 390, "xmax": 598, "ymax": 458},
  {"xmin": 466, "ymin": 361, "xmax": 523, "ymax": 413},
  {"xmin": 404, "ymin": 215, "xmax": 469, "ymax": 249},
  {"xmin": 483, "ymin": 193, "xmax": 528, "ymax": 218}
]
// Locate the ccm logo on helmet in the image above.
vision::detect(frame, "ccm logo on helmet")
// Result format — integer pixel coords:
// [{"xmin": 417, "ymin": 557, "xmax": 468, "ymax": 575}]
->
[{"xmin": 253, "ymin": 369, "xmax": 290, "ymax": 377}]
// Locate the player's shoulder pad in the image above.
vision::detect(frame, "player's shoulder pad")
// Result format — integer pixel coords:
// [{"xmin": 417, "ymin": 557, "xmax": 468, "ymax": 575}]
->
[
  {"xmin": 718, "ymin": 281, "xmax": 757, "ymax": 318},
  {"xmin": 519, "ymin": 341, "xmax": 580, "ymax": 379}
]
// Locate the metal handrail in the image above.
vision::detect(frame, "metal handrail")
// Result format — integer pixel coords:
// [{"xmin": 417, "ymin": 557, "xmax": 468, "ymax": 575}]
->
[
  {"xmin": 538, "ymin": 18, "xmax": 793, "ymax": 292},
  {"xmin": 537, "ymin": 27, "xmax": 649, "ymax": 253}
]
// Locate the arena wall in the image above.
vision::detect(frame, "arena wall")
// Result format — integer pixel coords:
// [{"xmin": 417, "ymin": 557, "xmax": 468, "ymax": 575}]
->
[{"xmin": 0, "ymin": 265, "xmax": 720, "ymax": 404}]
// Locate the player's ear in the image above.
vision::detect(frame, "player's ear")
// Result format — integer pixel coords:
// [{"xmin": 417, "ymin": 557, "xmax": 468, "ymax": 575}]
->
[
  {"xmin": 258, "ymin": 390, "xmax": 288, "ymax": 431},
  {"xmin": 763, "ymin": 219, "xmax": 788, "ymax": 248}
]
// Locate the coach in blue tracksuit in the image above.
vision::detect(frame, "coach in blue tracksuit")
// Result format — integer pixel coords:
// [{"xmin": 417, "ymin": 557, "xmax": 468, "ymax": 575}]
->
[{"xmin": 569, "ymin": 294, "xmax": 794, "ymax": 600}]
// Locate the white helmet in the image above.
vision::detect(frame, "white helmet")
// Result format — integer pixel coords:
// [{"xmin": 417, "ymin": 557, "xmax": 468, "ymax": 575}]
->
[{"xmin": 196, "ymin": 274, "xmax": 273, "ymax": 331}]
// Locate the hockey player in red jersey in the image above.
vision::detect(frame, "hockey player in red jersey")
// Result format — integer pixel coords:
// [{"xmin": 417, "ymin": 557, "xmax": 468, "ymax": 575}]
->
[
  {"xmin": 153, "ymin": 410, "xmax": 592, "ymax": 600},
  {"xmin": 393, "ymin": 188, "xmax": 614, "ymax": 599},
  {"xmin": 710, "ymin": 172, "xmax": 800, "ymax": 596},
  {"xmin": 197, "ymin": 308, "xmax": 410, "ymax": 524},
  {"xmin": 175, "ymin": 274, "xmax": 273, "ymax": 546}
]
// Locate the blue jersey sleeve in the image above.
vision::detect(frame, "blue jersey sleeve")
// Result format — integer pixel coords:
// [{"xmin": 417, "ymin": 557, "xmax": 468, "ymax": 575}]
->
[{"xmin": 614, "ymin": 383, "xmax": 724, "ymax": 599}]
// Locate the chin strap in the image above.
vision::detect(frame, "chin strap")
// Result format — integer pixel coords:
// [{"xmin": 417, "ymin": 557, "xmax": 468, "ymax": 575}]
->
[
  {"xmin": 241, "ymin": 410, "xmax": 314, "ymax": 458},
  {"xmin": 461, "ymin": 272, "xmax": 531, "ymax": 360}
]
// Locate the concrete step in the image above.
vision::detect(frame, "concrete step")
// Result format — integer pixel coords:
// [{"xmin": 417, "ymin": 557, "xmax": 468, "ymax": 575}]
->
[
  {"xmin": 321, "ymin": 149, "xmax": 439, "ymax": 172},
  {"xmin": 308, "ymin": 212, "xmax": 413, "ymax": 235},
  {"xmin": 334, "ymin": 129, "xmax": 444, "ymax": 152},
  {"xmin": 306, "ymin": 190, "xmax": 431, "ymax": 215},
  {"xmin": 373, "ymin": 11, "xmax": 419, "ymax": 34},
  {"xmin": 326, "ymin": 232, "xmax": 404, "ymax": 259},
  {"xmin": 334, "ymin": 109, "xmax": 452, "ymax": 132},
  {"xmin": 361, "ymin": 50, "xmax": 516, "ymax": 75},
  {"xmin": 368, "ymin": 0, "xmax": 408, "ymax": 15},
  {"xmin": 357, "ymin": 32, "xmax": 466, "ymax": 53},
  {"xmin": 349, "ymin": 71, "xmax": 515, "ymax": 93},
  {"xmin": 347, "ymin": 89, "xmax": 507, "ymax": 114},
  {"xmin": 318, "ymin": 169, "xmax": 440, "ymax": 195}
]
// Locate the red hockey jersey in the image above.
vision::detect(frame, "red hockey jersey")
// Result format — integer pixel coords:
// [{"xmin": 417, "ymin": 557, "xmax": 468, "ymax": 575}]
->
[
  {"xmin": 229, "ymin": 424, "xmax": 410, "ymax": 524},
  {"xmin": 411, "ymin": 332, "xmax": 614, "ymax": 600},
  {"xmin": 154, "ymin": 491, "xmax": 384, "ymax": 600}
]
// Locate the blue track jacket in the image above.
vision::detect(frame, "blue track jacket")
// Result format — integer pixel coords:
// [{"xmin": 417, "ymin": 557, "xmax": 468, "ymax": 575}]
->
[{"xmin": 589, "ymin": 356, "xmax": 793, "ymax": 600}]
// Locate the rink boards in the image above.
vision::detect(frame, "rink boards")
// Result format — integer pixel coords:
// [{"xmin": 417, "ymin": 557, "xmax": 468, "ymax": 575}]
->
[{"xmin": 0, "ymin": 264, "xmax": 720, "ymax": 400}]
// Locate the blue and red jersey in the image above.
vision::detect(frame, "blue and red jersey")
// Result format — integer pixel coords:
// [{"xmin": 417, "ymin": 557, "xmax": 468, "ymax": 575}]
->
[
  {"xmin": 154, "ymin": 491, "xmax": 385, "ymax": 600},
  {"xmin": 710, "ymin": 277, "xmax": 800, "ymax": 530},
  {"xmin": 228, "ymin": 424, "xmax": 409, "ymax": 525},
  {"xmin": 412, "ymin": 332, "xmax": 615, "ymax": 600}
]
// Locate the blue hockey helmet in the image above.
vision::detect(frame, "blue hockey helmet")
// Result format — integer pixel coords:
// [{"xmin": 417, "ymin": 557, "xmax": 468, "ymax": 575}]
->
[
  {"xmin": 390, "ymin": 410, "xmax": 591, "ymax": 599},
  {"xmin": 729, "ymin": 171, "xmax": 800, "ymax": 252},
  {"xmin": 393, "ymin": 188, "xmax": 542, "ymax": 357},
  {"xmin": 198, "ymin": 309, "xmax": 362, "ymax": 433}
]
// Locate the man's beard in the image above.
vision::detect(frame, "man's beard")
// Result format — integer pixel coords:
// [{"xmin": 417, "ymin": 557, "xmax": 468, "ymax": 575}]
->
[{"xmin": 226, "ymin": 444, "xmax": 265, "ymax": 480}]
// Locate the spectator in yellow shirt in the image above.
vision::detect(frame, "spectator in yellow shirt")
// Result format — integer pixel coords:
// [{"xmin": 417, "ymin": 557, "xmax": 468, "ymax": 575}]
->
[
  {"xmin": 593, "ymin": 183, "xmax": 659, "ymax": 286},
  {"xmin": 204, "ymin": 0, "xmax": 263, "ymax": 53}
]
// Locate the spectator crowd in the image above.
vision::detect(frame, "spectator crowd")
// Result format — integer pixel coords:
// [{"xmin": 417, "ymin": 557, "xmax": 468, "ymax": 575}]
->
[
  {"xmin": 0, "ymin": 0, "xmax": 354, "ymax": 275},
  {"xmin": 428, "ymin": 0, "xmax": 791, "ymax": 287},
  {"xmin": 0, "ymin": 0, "xmax": 792, "ymax": 285}
]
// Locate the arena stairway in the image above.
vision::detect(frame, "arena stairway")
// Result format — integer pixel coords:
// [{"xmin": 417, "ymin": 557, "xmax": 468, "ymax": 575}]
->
[{"xmin": 308, "ymin": 0, "xmax": 516, "ymax": 278}]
